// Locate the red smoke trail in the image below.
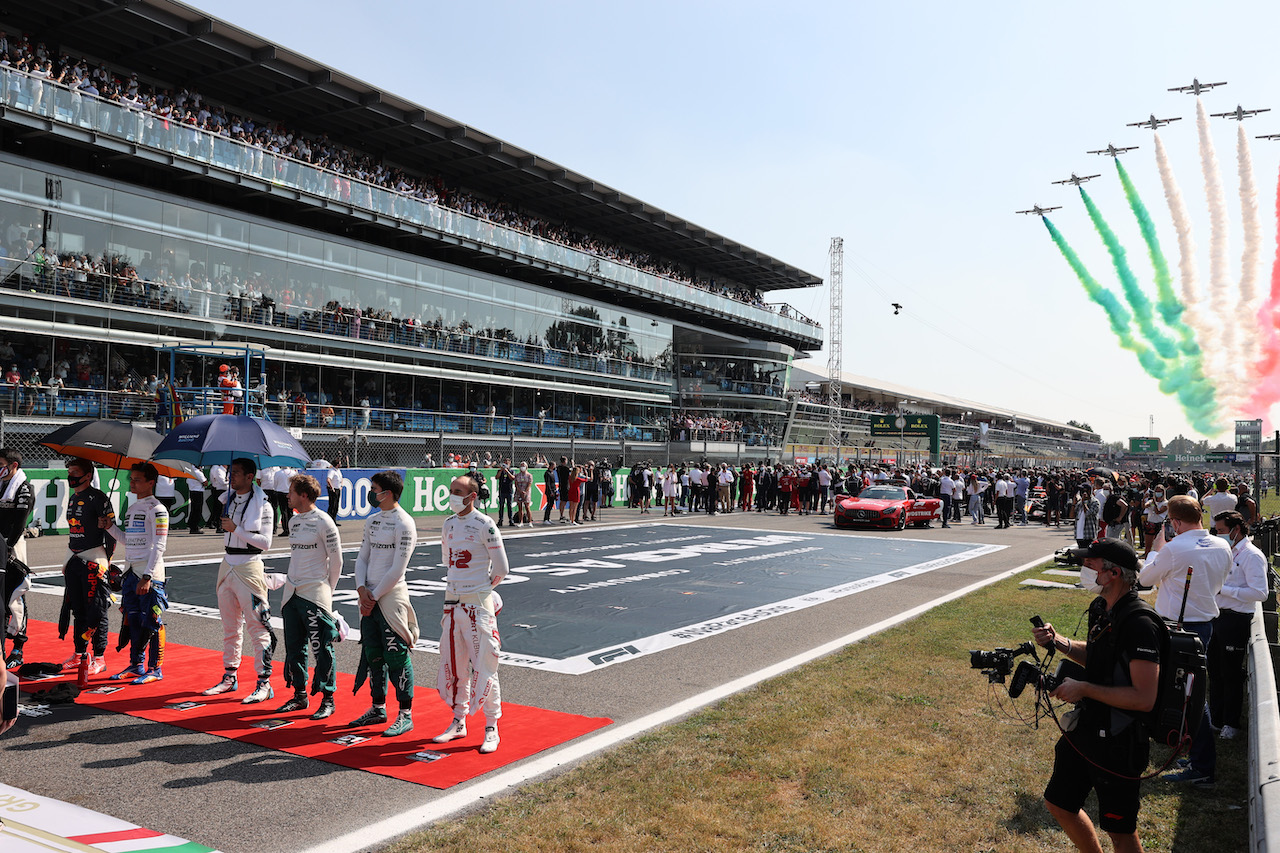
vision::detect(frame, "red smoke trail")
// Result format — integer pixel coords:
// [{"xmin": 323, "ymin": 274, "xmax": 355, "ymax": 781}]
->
[{"xmin": 1247, "ymin": 160, "xmax": 1280, "ymax": 422}]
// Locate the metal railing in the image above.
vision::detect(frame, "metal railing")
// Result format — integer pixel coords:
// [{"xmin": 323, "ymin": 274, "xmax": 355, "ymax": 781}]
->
[
  {"xmin": 0, "ymin": 64, "xmax": 819, "ymax": 338},
  {"xmin": 1, "ymin": 257, "xmax": 672, "ymax": 384},
  {"xmin": 1249, "ymin": 596, "xmax": 1280, "ymax": 851}
]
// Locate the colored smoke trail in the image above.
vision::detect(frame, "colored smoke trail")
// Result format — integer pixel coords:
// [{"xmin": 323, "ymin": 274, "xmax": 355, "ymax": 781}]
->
[
  {"xmin": 1113, "ymin": 157, "xmax": 1198, "ymax": 354},
  {"xmin": 1153, "ymin": 132, "xmax": 1210, "ymax": 345},
  {"xmin": 1247, "ymin": 159, "xmax": 1280, "ymax": 421},
  {"xmin": 1042, "ymin": 216, "xmax": 1219, "ymax": 435},
  {"xmin": 1237, "ymin": 122, "xmax": 1263, "ymax": 375},
  {"xmin": 1196, "ymin": 97, "xmax": 1239, "ymax": 403},
  {"xmin": 1112, "ymin": 158, "xmax": 1219, "ymax": 422},
  {"xmin": 1078, "ymin": 187, "xmax": 1179, "ymax": 360}
]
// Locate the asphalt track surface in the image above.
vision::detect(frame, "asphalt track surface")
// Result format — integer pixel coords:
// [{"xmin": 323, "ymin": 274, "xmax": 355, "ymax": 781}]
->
[{"xmin": 1, "ymin": 508, "xmax": 1073, "ymax": 852}]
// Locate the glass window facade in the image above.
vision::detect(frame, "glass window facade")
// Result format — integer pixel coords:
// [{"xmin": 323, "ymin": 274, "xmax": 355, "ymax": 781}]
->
[{"xmin": 0, "ymin": 156, "xmax": 674, "ymax": 379}]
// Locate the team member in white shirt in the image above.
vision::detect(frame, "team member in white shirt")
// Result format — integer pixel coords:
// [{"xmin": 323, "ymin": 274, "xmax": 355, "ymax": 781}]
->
[
  {"xmin": 275, "ymin": 474, "xmax": 343, "ymax": 719},
  {"xmin": 938, "ymin": 471, "xmax": 954, "ymax": 529},
  {"xmin": 203, "ymin": 458, "xmax": 277, "ymax": 703},
  {"xmin": 1140, "ymin": 495, "xmax": 1231, "ymax": 789},
  {"xmin": 102, "ymin": 463, "xmax": 169, "ymax": 684},
  {"xmin": 186, "ymin": 467, "xmax": 207, "ymax": 534},
  {"xmin": 434, "ymin": 473, "xmax": 509, "ymax": 754},
  {"xmin": 1208, "ymin": 510, "xmax": 1269, "ymax": 740},
  {"xmin": 350, "ymin": 471, "xmax": 418, "ymax": 737},
  {"xmin": 207, "ymin": 463, "xmax": 228, "ymax": 531},
  {"xmin": 272, "ymin": 465, "xmax": 296, "ymax": 535},
  {"xmin": 716, "ymin": 464, "xmax": 735, "ymax": 514},
  {"xmin": 325, "ymin": 464, "xmax": 343, "ymax": 526}
]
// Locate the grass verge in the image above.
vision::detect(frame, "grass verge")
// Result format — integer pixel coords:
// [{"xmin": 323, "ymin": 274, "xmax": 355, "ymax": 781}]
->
[{"xmin": 388, "ymin": 565, "xmax": 1249, "ymax": 852}]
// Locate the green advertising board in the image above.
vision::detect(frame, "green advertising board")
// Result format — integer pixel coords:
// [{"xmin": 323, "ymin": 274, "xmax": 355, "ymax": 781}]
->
[
  {"xmin": 868, "ymin": 414, "xmax": 941, "ymax": 457},
  {"xmin": 1129, "ymin": 437, "xmax": 1161, "ymax": 453}
]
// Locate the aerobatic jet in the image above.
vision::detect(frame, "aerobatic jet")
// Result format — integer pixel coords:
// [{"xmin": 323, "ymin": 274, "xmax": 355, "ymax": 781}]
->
[
  {"xmin": 1211, "ymin": 105, "xmax": 1270, "ymax": 121},
  {"xmin": 1127, "ymin": 115, "xmax": 1182, "ymax": 130},
  {"xmin": 1257, "ymin": 133, "xmax": 1280, "ymax": 141},
  {"xmin": 1016, "ymin": 205, "xmax": 1062, "ymax": 216},
  {"xmin": 1051, "ymin": 173, "xmax": 1100, "ymax": 187},
  {"xmin": 1169, "ymin": 78, "xmax": 1227, "ymax": 96},
  {"xmin": 1087, "ymin": 143, "xmax": 1139, "ymax": 157}
]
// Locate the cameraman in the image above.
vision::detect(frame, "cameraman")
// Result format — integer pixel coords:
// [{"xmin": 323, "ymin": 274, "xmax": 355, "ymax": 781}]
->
[{"xmin": 1032, "ymin": 539, "xmax": 1160, "ymax": 853}]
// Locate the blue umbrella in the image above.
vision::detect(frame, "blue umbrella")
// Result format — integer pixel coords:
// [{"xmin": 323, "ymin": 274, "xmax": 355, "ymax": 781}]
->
[{"xmin": 150, "ymin": 414, "xmax": 312, "ymax": 468}]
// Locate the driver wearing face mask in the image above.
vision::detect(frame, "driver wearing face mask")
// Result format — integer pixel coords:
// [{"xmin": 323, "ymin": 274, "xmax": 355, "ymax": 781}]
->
[
  {"xmin": 1208, "ymin": 511, "xmax": 1268, "ymax": 741},
  {"xmin": 58, "ymin": 457, "xmax": 116, "ymax": 674},
  {"xmin": 434, "ymin": 472, "xmax": 509, "ymax": 754}
]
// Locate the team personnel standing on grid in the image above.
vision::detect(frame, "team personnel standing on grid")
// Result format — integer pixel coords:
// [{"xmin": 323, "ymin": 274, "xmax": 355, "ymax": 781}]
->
[
  {"xmin": 204, "ymin": 457, "xmax": 277, "ymax": 704},
  {"xmin": 350, "ymin": 470, "xmax": 418, "ymax": 737},
  {"xmin": 275, "ymin": 474, "xmax": 343, "ymax": 720},
  {"xmin": 59, "ymin": 457, "xmax": 114, "ymax": 674},
  {"xmin": 102, "ymin": 462, "xmax": 169, "ymax": 684},
  {"xmin": 434, "ymin": 472, "xmax": 508, "ymax": 754}
]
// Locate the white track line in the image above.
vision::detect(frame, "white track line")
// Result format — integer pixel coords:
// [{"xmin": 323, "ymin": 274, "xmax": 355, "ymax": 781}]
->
[{"xmin": 296, "ymin": 551, "xmax": 1054, "ymax": 853}]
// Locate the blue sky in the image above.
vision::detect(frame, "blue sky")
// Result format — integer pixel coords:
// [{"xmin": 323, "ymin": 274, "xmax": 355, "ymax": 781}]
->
[{"xmin": 197, "ymin": 0, "xmax": 1280, "ymax": 444}]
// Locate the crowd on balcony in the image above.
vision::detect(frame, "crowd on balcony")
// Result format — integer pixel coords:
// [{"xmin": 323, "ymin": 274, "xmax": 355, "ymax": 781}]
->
[
  {"xmin": 666, "ymin": 411, "xmax": 779, "ymax": 446},
  {"xmin": 2, "ymin": 238, "xmax": 669, "ymax": 383},
  {"xmin": 0, "ymin": 30, "xmax": 818, "ymax": 326}
]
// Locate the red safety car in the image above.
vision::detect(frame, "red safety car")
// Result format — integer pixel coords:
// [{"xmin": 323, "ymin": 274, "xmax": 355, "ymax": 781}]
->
[{"xmin": 833, "ymin": 485, "xmax": 943, "ymax": 530}]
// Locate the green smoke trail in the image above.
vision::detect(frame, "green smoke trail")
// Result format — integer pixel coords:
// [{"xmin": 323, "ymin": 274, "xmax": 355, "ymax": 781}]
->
[
  {"xmin": 1113, "ymin": 158, "xmax": 1201, "ymax": 356},
  {"xmin": 1042, "ymin": 217, "xmax": 1219, "ymax": 434},
  {"xmin": 1078, "ymin": 187, "xmax": 1181, "ymax": 361},
  {"xmin": 1112, "ymin": 159, "xmax": 1219, "ymax": 421}
]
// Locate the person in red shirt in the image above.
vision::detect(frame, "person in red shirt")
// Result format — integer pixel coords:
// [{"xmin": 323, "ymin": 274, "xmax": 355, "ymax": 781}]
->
[
  {"xmin": 739, "ymin": 465, "xmax": 755, "ymax": 511},
  {"xmin": 568, "ymin": 465, "xmax": 588, "ymax": 525},
  {"xmin": 793, "ymin": 467, "xmax": 810, "ymax": 515},
  {"xmin": 778, "ymin": 469, "xmax": 794, "ymax": 515}
]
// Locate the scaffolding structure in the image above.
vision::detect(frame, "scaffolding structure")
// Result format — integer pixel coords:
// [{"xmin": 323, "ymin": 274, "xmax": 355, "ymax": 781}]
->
[{"xmin": 827, "ymin": 237, "xmax": 843, "ymax": 453}]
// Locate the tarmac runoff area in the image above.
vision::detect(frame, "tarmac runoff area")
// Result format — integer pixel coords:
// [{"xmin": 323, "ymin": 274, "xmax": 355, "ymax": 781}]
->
[{"xmin": 3, "ymin": 508, "xmax": 1070, "ymax": 853}]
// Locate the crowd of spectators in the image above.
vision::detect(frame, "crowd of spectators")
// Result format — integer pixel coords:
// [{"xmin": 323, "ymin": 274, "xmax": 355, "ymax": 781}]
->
[
  {"xmin": 3, "ymin": 236, "xmax": 670, "ymax": 383},
  {"xmin": 0, "ymin": 30, "xmax": 818, "ymax": 325}
]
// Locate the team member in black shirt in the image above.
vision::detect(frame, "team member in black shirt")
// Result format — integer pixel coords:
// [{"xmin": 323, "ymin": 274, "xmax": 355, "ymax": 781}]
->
[
  {"xmin": 1032, "ymin": 539, "xmax": 1161, "ymax": 853},
  {"xmin": 60, "ymin": 458, "xmax": 116, "ymax": 673}
]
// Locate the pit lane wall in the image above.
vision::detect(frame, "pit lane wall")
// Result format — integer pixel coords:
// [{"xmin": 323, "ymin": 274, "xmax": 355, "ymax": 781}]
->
[{"xmin": 21, "ymin": 467, "xmax": 632, "ymax": 533}]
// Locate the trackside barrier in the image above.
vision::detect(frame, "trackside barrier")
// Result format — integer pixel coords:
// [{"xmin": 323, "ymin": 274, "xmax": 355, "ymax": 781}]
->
[{"xmin": 1249, "ymin": 599, "xmax": 1280, "ymax": 851}]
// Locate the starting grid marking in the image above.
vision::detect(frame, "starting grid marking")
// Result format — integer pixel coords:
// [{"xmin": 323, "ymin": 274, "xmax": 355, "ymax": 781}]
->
[{"xmin": 30, "ymin": 522, "xmax": 1005, "ymax": 675}]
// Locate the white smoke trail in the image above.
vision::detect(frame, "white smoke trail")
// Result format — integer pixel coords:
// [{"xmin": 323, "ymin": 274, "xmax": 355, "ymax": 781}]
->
[
  {"xmin": 1197, "ymin": 97, "xmax": 1239, "ymax": 409},
  {"xmin": 1236, "ymin": 121, "xmax": 1263, "ymax": 378},
  {"xmin": 1153, "ymin": 132, "xmax": 1210, "ymax": 345}
]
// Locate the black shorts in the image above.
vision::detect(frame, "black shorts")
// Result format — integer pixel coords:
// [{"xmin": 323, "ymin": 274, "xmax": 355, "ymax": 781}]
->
[{"xmin": 1044, "ymin": 729, "xmax": 1149, "ymax": 835}]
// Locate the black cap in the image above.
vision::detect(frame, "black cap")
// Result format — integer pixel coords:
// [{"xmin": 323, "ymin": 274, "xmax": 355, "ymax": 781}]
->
[{"xmin": 1067, "ymin": 537, "xmax": 1139, "ymax": 571}]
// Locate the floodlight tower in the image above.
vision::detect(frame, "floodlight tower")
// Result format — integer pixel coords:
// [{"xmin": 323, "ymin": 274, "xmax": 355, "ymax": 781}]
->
[{"xmin": 827, "ymin": 237, "xmax": 844, "ymax": 454}]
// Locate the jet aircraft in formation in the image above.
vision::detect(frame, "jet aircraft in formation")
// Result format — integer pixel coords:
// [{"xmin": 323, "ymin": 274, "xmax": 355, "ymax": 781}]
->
[
  {"xmin": 1211, "ymin": 105, "xmax": 1270, "ymax": 121},
  {"xmin": 1051, "ymin": 173, "xmax": 1100, "ymax": 187},
  {"xmin": 1169, "ymin": 78, "xmax": 1227, "ymax": 96},
  {"xmin": 1127, "ymin": 114, "xmax": 1182, "ymax": 130},
  {"xmin": 1087, "ymin": 143, "xmax": 1138, "ymax": 157},
  {"xmin": 1015, "ymin": 205, "xmax": 1062, "ymax": 216}
]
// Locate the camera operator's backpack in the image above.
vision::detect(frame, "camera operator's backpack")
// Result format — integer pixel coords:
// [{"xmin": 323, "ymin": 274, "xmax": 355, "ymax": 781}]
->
[{"xmin": 1112, "ymin": 586, "xmax": 1207, "ymax": 748}]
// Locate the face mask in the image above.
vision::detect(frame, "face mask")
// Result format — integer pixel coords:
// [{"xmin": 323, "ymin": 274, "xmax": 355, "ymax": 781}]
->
[
  {"xmin": 1078, "ymin": 565, "xmax": 1104, "ymax": 593},
  {"xmin": 520, "ymin": 465, "xmax": 527, "ymax": 472},
  {"xmin": 448, "ymin": 494, "xmax": 468, "ymax": 513}
]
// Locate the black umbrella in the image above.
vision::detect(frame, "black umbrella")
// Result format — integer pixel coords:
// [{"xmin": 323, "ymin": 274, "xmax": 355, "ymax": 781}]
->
[
  {"xmin": 40, "ymin": 420, "xmax": 197, "ymax": 479},
  {"xmin": 1085, "ymin": 465, "xmax": 1117, "ymax": 483}
]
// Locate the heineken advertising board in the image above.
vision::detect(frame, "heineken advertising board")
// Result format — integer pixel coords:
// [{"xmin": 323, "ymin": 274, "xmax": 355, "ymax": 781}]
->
[
  {"xmin": 868, "ymin": 414, "xmax": 941, "ymax": 456},
  {"xmin": 1129, "ymin": 437, "xmax": 1161, "ymax": 454},
  {"xmin": 17, "ymin": 466, "xmax": 632, "ymax": 534}
]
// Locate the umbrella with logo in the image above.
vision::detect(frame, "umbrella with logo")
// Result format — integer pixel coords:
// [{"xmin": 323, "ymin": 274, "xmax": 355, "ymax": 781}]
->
[
  {"xmin": 150, "ymin": 414, "xmax": 311, "ymax": 469},
  {"xmin": 40, "ymin": 419, "xmax": 198, "ymax": 479}
]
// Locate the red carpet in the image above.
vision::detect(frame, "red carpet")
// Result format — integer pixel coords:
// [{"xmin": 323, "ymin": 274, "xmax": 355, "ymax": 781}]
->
[{"xmin": 20, "ymin": 620, "xmax": 611, "ymax": 789}]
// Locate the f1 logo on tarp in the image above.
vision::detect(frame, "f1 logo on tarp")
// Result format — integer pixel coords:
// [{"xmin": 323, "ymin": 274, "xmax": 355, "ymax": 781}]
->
[{"xmin": 588, "ymin": 645, "xmax": 641, "ymax": 666}]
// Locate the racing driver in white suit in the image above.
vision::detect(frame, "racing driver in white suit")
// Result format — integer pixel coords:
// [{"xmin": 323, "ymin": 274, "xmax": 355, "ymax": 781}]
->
[{"xmin": 433, "ymin": 472, "xmax": 509, "ymax": 754}]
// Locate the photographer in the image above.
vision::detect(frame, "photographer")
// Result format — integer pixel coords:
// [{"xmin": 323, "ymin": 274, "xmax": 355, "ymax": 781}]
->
[{"xmin": 1032, "ymin": 539, "xmax": 1160, "ymax": 853}]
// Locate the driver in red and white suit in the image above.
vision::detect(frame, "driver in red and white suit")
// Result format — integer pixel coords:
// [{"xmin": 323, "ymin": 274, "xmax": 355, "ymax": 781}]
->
[{"xmin": 433, "ymin": 473, "xmax": 509, "ymax": 754}]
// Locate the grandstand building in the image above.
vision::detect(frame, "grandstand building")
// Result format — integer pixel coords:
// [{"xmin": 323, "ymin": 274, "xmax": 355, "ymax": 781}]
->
[
  {"xmin": 0, "ymin": 0, "xmax": 822, "ymax": 464},
  {"xmin": 0, "ymin": 0, "xmax": 1102, "ymax": 469}
]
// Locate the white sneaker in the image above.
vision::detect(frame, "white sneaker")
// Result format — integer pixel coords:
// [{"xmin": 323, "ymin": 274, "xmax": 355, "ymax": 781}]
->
[
  {"xmin": 432, "ymin": 718, "xmax": 467, "ymax": 743},
  {"xmin": 480, "ymin": 726, "xmax": 500, "ymax": 754},
  {"xmin": 242, "ymin": 680, "xmax": 274, "ymax": 704},
  {"xmin": 1221, "ymin": 724, "xmax": 1241, "ymax": 740},
  {"xmin": 202, "ymin": 673, "xmax": 238, "ymax": 695}
]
